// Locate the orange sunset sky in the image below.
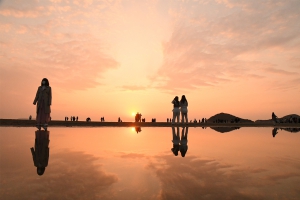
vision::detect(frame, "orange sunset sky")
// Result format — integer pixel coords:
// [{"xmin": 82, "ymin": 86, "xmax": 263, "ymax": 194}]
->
[{"xmin": 0, "ymin": 0, "xmax": 299, "ymax": 122}]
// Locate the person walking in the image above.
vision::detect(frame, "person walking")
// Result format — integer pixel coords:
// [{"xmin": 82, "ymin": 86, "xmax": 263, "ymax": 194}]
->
[
  {"xmin": 171, "ymin": 96, "xmax": 180, "ymax": 124},
  {"xmin": 33, "ymin": 78, "xmax": 52, "ymax": 131},
  {"xmin": 180, "ymin": 95, "xmax": 188, "ymax": 123}
]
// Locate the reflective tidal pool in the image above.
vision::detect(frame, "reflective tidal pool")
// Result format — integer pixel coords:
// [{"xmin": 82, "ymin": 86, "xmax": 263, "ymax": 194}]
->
[{"xmin": 0, "ymin": 127, "xmax": 300, "ymax": 200}]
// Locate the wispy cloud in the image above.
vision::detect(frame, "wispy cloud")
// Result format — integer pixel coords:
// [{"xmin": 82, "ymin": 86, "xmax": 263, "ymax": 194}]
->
[{"xmin": 151, "ymin": 0, "xmax": 300, "ymax": 92}]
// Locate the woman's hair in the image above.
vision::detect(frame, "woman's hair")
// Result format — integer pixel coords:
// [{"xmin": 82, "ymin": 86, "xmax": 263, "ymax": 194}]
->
[
  {"xmin": 41, "ymin": 78, "xmax": 49, "ymax": 86},
  {"xmin": 180, "ymin": 149, "xmax": 187, "ymax": 157},
  {"xmin": 174, "ymin": 96, "xmax": 179, "ymax": 101},
  {"xmin": 37, "ymin": 167, "xmax": 45, "ymax": 176},
  {"xmin": 180, "ymin": 95, "xmax": 187, "ymax": 104}
]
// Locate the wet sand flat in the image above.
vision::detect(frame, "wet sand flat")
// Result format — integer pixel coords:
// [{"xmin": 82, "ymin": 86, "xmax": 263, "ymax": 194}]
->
[{"xmin": 0, "ymin": 119, "xmax": 299, "ymax": 128}]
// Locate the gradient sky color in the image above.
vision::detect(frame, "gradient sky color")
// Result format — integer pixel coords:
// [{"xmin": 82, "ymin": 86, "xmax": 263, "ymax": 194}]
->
[{"xmin": 0, "ymin": 0, "xmax": 299, "ymax": 121}]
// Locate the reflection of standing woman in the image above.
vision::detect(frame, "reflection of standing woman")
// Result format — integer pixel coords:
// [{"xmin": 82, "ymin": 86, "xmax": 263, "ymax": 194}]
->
[
  {"xmin": 33, "ymin": 78, "xmax": 52, "ymax": 130},
  {"xmin": 180, "ymin": 127, "xmax": 188, "ymax": 157},
  {"xmin": 30, "ymin": 130, "xmax": 50, "ymax": 176},
  {"xmin": 171, "ymin": 96, "xmax": 180, "ymax": 124},
  {"xmin": 180, "ymin": 95, "xmax": 188, "ymax": 123},
  {"xmin": 171, "ymin": 127, "xmax": 180, "ymax": 156}
]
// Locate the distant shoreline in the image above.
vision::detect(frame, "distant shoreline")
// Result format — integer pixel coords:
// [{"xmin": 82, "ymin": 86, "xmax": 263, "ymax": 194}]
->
[{"xmin": 0, "ymin": 119, "xmax": 299, "ymax": 128}]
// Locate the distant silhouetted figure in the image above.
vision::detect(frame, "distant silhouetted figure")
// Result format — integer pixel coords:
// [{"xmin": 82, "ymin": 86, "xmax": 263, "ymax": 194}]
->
[
  {"xmin": 171, "ymin": 127, "xmax": 180, "ymax": 156},
  {"xmin": 167, "ymin": 118, "xmax": 169, "ymax": 123},
  {"xmin": 202, "ymin": 118, "xmax": 204, "ymax": 123},
  {"xmin": 272, "ymin": 112, "xmax": 278, "ymax": 124},
  {"xmin": 118, "ymin": 117, "xmax": 121, "ymax": 122},
  {"xmin": 29, "ymin": 115, "xmax": 32, "ymax": 120},
  {"xmin": 86, "ymin": 117, "xmax": 91, "ymax": 122},
  {"xmin": 180, "ymin": 95, "xmax": 188, "ymax": 123},
  {"xmin": 135, "ymin": 113, "xmax": 142, "ymax": 122},
  {"xmin": 272, "ymin": 128, "xmax": 278, "ymax": 137},
  {"xmin": 30, "ymin": 130, "xmax": 50, "ymax": 176},
  {"xmin": 33, "ymin": 78, "xmax": 52, "ymax": 131},
  {"xmin": 76, "ymin": 116, "xmax": 78, "ymax": 121},
  {"xmin": 180, "ymin": 127, "xmax": 188, "ymax": 157},
  {"xmin": 172, "ymin": 96, "xmax": 180, "ymax": 124}
]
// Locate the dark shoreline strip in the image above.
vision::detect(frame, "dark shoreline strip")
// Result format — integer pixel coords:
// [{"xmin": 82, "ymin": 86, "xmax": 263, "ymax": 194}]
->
[{"xmin": 0, "ymin": 119, "xmax": 299, "ymax": 128}]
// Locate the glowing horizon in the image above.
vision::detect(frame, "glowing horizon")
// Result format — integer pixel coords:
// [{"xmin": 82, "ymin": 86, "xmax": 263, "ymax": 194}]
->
[{"xmin": 0, "ymin": 0, "xmax": 299, "ymax": 122}]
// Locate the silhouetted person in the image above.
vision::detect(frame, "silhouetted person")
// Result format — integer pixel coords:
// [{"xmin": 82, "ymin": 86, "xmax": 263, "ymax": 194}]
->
[
  {"xmin": 180, "ymin": 95, "xmax": 188, "ymax": 123},
  {"xmin": 272, "ymin": 112, "xmax": 278, "ymax": 124},
  {"xmin": 118, "ymin": 117, "xmax": 121, "ymax": 122},
  {"xmin": 30, "ymin": 130, "xmax": 50, "ymax": 176},
  {"xmin": 76, "ymin": 116, "xmax": 78, "ymax": 121},
  {"xmin": 33, "ymin": 78, "xmax": 52, "ymax": 131},
  {"xmin": 171, "ymin": 96, "xmax": 180, "ymax": 124},
  {"xmin": 171, "ymin": 127, "xmax": 180, "ymax": 156},
  {"xmin": 180, "ymin": 127, "xmax": 188, "ymax": 157},
  {"xmin": 29, "ymin": 115, "xmax": 32, "ymax": 120},
  {"xmin": 167, "ymin": 118, "xmax": 169, "ymax": 123},
  {"xmin": 86, "ymin": 117, "xmax": 91, "ymax": 122},
  {"xmin": 272, "ymin": 128, "xmax": 278, "ymax": 137}
]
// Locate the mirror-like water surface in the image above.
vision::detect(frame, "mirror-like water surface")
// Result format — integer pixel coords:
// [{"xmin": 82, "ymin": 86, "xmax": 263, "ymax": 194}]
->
[{"xmin": 0, "ymin": 127, "xmax": 299, "ymax": 200}]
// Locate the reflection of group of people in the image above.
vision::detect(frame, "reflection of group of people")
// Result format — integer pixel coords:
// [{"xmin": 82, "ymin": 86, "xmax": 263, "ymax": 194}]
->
[
  {"xmin": 171, "ymin": 95, "xmax": 188, "ymax": 124},
  {"xmin": 171, "ymin": 127, "xmax": 188, "ymax": 157}
]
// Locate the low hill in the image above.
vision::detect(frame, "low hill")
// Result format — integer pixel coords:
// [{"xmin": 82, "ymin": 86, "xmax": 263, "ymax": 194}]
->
[
  {"xmin": 255, "ymin": 114, "xmax": 300, "ymax": 123},
  {"xmin": 207, "ymin": 112, "xmax": 254, "ymax": 123},
  {"xmin": 210, "ymin": 127, "xmax": 240, "ymax": 133}
]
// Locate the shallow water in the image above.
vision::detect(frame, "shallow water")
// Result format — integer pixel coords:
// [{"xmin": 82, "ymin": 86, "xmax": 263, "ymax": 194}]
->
[{"xmin": 0, "ymin": 127, "xmax": 299, "ymax": 200}]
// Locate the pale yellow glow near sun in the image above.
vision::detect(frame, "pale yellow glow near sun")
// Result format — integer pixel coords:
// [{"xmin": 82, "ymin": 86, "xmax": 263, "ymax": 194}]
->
[
  {"xmin": 131, "ymin": 127, "xmax": 135, "ymax": 132},
  {"xmin": 132, "ymin": 112, "xmax": 135, "ymax": 116}
]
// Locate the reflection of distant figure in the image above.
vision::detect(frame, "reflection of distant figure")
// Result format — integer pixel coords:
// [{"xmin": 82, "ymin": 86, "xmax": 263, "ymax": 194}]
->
[
  {"xmin": 180, "ymin": 127, "xmax": 188, "ymax": 157},
  {"xmin": 272, "ymin": 128, "xmax": 278, "ymax": 137},
  {"xmin": 180, "ymin": 95, "xmax": 188, "ymax": 123},
  {"xmin": 171, "ymin": 127, "xmax": 180, "ymax": 156},
  {"xmin": 171, "ymin": 96, "xmax": 180, "ymax": 124},
  {"xmin": 272, "ymin": 112, "xmax": 278, "ymax": 124},
  {"xmin": 135, "ymin": 127, "xmax": 142, "ymax": 133},
  {"xmin": 30, "ymin": 130, "xmax": 50, "ymax": 176},
  {"xmin": 33, "ymin": 78, "xmax": 52, "ymax": 131}
]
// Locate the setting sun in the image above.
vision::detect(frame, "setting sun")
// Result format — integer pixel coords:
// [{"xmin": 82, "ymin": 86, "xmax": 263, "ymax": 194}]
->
[{"xmin": 132, "ymin": 112, "xmax": 136, "ymax": 116}]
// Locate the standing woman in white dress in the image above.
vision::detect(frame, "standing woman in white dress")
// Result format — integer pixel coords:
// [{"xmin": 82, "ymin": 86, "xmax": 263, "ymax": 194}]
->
[
  {"xmin": 171, "ymin": 96, "xmax": 180, "ymax": 124},
  {"xmin": 33, "ymin": 78, "xmax": 52, "ymax": 130},
  {"xmin": 180, "ymin": 95, "xmax": 188, "ymax": 123}
]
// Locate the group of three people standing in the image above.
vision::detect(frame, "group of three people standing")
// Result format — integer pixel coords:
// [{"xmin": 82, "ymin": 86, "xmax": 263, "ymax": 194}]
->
[{"xmin": 172, "ymin": 95, "xmax": 188, "ymax": 124}]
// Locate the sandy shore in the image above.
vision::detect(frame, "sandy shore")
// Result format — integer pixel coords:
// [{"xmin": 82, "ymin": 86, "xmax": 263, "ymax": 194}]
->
[{"xmin": 1, "ymin": 119, "xmax": 299, "ymax": 128}]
